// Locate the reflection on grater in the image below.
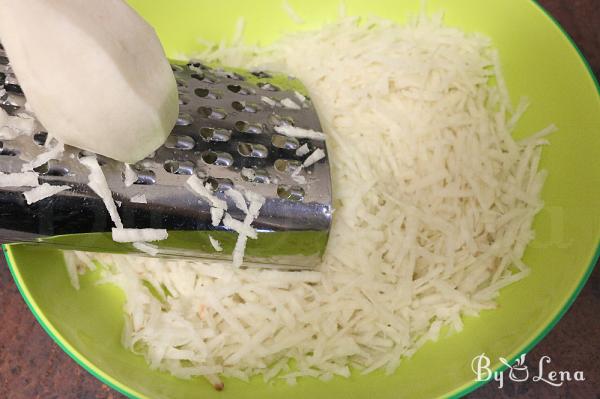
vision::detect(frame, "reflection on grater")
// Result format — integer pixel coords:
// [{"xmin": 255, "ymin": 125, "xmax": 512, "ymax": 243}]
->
[{"xmin": 0, "ymin": 46, "xmax": 333, "ymax": 270}]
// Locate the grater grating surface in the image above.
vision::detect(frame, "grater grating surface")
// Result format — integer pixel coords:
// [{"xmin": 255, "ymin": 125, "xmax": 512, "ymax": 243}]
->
[{"xmin": 0, "ymin": 47, "xmax": 333, "ymax": 270}]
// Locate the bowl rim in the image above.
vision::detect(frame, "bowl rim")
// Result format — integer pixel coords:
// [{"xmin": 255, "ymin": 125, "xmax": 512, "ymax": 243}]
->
[{"xmin": 3, "ymin": 0, "xmax": 600, "ymax": 397}]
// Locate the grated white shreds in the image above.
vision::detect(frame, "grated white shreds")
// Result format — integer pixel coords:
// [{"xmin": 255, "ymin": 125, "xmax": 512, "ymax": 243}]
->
[
  {"xmin": 210, "ymin": 207, "xmax": 225, "ymax": 227},
  {"xmin": 130, "ymin": 193, "xmax": 147, "ymax": 204},
  {"xmin": 66, "ymin": 15, "xmax": 551, "ymax": 387},
  {"xmin": 21, "ymin": 140, "xmax": 64, "ymax": 172},
  {"xmin": 231, "ymin": 190, "xmax": 265, "ymax": 267},
  {"xmin": 302, "ymin": 148, "xmax": 326, "ymax": 168},
  {"xmin": 186, "ymin": 175, "xmax": 228, "ymax": 210},
  {"xmin": 0, "ymin": 108, "xmax": 36, "ymax": 136},
  {"xmin": 0, "ymin": 172, "xmax": 39, "ymax": 187},
  {"xmin": 261, "ymin": 96, "xmax": 278, "ymax": 107},
  {"xmin": 0, "ymin": 126, "xmax": 20, "ymax": 140},
  {"xmin": 289, "ymin": 148, "xmax": 325, "ymax": 184},
  {"xmin": 209, "ymin": 235, "xmax": 223, "ymax": 252},
  {"xmin": 63, "ymin": 251, "xmax": 82, "ymax": 290},
  {"xmin": 0, "ymin": 107, "xmax": 36, "ymax": 139},
  {"xmin": 132, "ymin": 242, "xmax": 160, "ymax": 256},
  {"xmin": 294, "ymin": 90, "xmax": 307, "ymax": 104},
  {"xmin": 63, "ymin": 251, "xmax": 97, "ymax": 290},
  {"xmin": 224, "ymin": 187, "xmax": 249, "ymax": 214},
  {"xmin": 111, "ymin": 228, "xmax": 168, "ymax": 243},
  {"xmin": 295, "ymin": 143, "xmax": 310, "ymax": 157},
  {"xmin": 241, "ymin": 167, "xmax": 256, "ymax": 181},
  {"xmin": 282, "ymin": 0, "xmax": 305, "ymax": 24},
  {"xmin": 23, "ymin": 183, "xmax": 70, "ymax": 204},
  {"xmin": 274, "ymin": 125, "xmax": 326, "ymax": 140},
  {"xmin": 281, "ymin": 98, "xmax": 301, "ymax": 110},
  {"xmin": 79, "ymin": 156, "xmax": 123, "ymax": 229},
  {"xmin": 124, "ymin": 164, "xmax": 137, "ymax": 187},
  {"xmin": 222, "ymin": 214, "xmax": 257, "ymax": 240}
]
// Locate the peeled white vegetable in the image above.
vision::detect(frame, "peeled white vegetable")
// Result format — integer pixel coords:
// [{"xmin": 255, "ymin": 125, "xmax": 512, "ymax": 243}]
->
[{"xmin": 0, "ymin": 0, "xmax": 178, "ymax": 163}]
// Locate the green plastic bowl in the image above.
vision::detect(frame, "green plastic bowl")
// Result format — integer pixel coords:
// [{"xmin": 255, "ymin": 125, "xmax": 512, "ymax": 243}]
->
[{"xmin": 5, "ymin": 1, "xmax": 600, "ymax": 398}]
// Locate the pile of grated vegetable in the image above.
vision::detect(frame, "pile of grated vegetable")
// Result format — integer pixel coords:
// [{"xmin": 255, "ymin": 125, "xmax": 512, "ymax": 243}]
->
[{"xmin": 65, "ymin": 13, "xmax": 554, "ymax": 388}]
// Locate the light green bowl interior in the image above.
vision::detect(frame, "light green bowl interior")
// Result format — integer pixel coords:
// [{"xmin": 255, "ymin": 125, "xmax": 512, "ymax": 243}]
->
[{"xmin": 5, "ymin": 1, "xmax": 600, "ymax": 398}]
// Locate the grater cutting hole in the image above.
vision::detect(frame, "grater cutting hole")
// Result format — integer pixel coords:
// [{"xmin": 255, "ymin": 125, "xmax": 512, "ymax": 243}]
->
[
  {"xmin": 164, "ymin": 135, "xmax": 195, "ymax": 150},
  {"xmin": 188, "ymin": 61, "xmax": 209, "ymax": 70},
  {"xmin": 214, "ymin": 178, "xmax": 234, "ymax": 191},
  {"xmin": 251, "ymin": 70, "xmax": 272, "ymax": 79},
  {"xmin": 204, "ymin": 177, "xmax": 219, "ymax": 191},
  {"xmin": 78, "ymin": 150, "xmax": 107, "ymax": 166},
  {"xmin": 237, "ymin": 143, "xmax": 268, "ymax": 158},
  {"xmin": 234, "ymin": 121, "xmax": 263, "ymax": 134},
  {"xmin": 201, "ymin": 150, "xmax": 234, "ymax": 167},
  {"xmin": 5, "ymin": 84, "xmax": 23, "ymax": 95},
  {"xmin": 133, "ymin": 170, "xmax": 156, "ymax": 185},
  {"xmin": 258, "ymin": 82, "xmax": 280, "ymax": 92},
  {"xmin": 241, "ymin": 167, "xmax": 270, "ymax": 184},
  {"xmin": 176, "ymin": 78, "xmax": 187, "ymax": 88},
  {"xmin": 0, "ymin": 105, "xmax": 17, "ymax": 115},
  {"xmin": 34, "ymin": 162, "xmax": 69, "ymax": 176},
  {"xmin": 136, "ymin": 159, "xmax": 157, "ymax": 169},
  {"xmin": 191, "ymin": 72, "xmax": 205, "ymax": 81},
  {"xmin": 3, "ymin": 93, "xmax": 26, "ymax": 108},
  {"xmin": 227, "ymin": 84, "xmax": 255, "ymax": 95},
  {"xmin": 194, "ymin": 88, "xmax": 220, "ymax": 100},
  {"xmin": 197, "ymin": 106, "xmax": 227, "ymax": 120},
  {"xmin": 274, "ymin": 158, "xmax": 302, "ymax": 173},
  {"xmin": 164, "ymin": 160, "xmax": 195, "ymax": 175},
  {"xmin": 215, "ymin": 69, "xmax": 245, "ymax": 81},
  {"xmin": 171, "ymin": 64, "xmax": 183, "ymax": 72},
  {"xmin": 5, "ymin": 73, "xmax": 18, "ymax": 85},
  {"xmin": 271, "ymin": 134, "xmax": 300, "ymax": 150},
  {"xmin": 277, "ymin": 185, "xmax": 305, "ymax": 201},
  {"xmin": 253, "ymin": 170, "xmax": 271, "ymax": 184},
  {"xmin": 33, "ymin": 132, "xmax": 48, "ymax": 146},
  {"xmin": 195, "ymin": 168, "xmax": 207, "ymax": 179},
  {"xmin": 176, "ymin": 112, "xmax": 194, "ymax": 126},
  {"xmin": 0, "ymin": 72, "xmax": 5, "ymax": 87},
  {"xmin": 0, "ymin": 141, "xmax": 18, "ymax": 156},
  {"xmin": 193, "ymin": 72, "xmax": 216, "ymax": 84},
  {"xmin": 204, "ymin": 177, "xmax": 234, "ymax": 191},
  {"xmin": 232, "ymin": 101, "xmax": 260, "ymax": 113},
  {"xmin": 179, "ymin": 95, "xmax": 191, "ymax": 106},
  {"xmin": 0, "ymin": 56, "xmax": 8, "ymax": 65},
  {"xmin": 269, "ymin": 114, "xmax": 295, "ymax": 127},
  {"xmin": 199, "ymin": 127, "xmax": 231, "ymax": 142}
]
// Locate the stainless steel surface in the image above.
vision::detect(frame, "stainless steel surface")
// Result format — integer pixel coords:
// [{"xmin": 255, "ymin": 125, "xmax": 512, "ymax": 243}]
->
[{"xmin": 0, "ymin": 46, "xmax": 332, "ymax": 269}]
